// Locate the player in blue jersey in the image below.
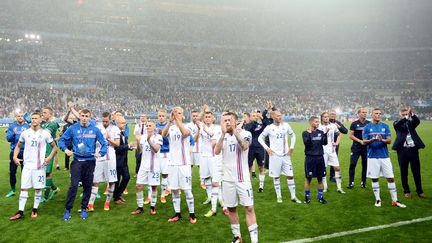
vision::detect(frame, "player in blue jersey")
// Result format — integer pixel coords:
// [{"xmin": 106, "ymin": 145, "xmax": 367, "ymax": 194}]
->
[
  {"xmin": 363, "ymin": 108, "xmax": 406, "ymax": 208},
  {"xmin": 156, "ymin": 109, "xmax": 170, "ymax": 203}
]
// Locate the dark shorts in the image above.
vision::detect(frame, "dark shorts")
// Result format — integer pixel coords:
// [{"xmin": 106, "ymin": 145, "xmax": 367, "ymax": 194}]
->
[
  {"xmin": 248, "ymin": 147, "xmax": 265, "ymax": 168},
  {"xmin": 305, "ymin": 155, "xmax": 326, "ymax": 178}
]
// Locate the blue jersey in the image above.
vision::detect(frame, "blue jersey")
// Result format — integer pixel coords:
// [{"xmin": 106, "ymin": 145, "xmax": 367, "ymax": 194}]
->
[
  {"xmin": 58, "ymin": 122, "xmax": 107, "ymax": 161},
  {"xmin": 6, "ymin": 122, "xmax": 29, "ymax": 151},
  {"xmin": 363, "ymin": 122, "xmax": 391, "ymax": 158},
  {"xmin": 156, "ymin": 122, "xmax": 169, "ymax": 153}
]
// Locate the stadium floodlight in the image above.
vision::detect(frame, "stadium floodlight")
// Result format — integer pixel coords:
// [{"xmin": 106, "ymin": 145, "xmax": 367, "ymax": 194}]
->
[
  {"xmin": 36, "ymin": 35, "xmax": 40, "ymax": 40},
  {"xmin": 25, "ymin": 34, "xmax": 29, "ymax": 38},
  {"xmin": 30, "ymin": 34, "xmax": 36, "ymax": 39}
]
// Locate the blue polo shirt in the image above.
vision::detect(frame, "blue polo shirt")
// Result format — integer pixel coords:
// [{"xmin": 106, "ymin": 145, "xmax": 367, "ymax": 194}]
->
[
  {"xmin": 363, "ymin": 122, "xmax": 391, "ymax": 158},
  {"xmin": 156, "ymin": 122, "xmax": 169, "ymax": 153}
]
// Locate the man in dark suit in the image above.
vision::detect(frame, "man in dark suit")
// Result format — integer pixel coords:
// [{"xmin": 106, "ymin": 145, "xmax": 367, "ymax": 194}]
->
[
  {"xmin": 392, "ymin": 107, "xmax": 426, "ymax": 199},
  {"xmin": 113, "ymin": 117, "xmax": 135, "ymax": 204}
]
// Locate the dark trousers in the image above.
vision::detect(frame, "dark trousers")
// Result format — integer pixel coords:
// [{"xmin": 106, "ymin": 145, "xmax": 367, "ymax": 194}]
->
[
  {"xmin": 349, "ymin": 150, "xmax": 368, "ymax": 184},
  {"xmin": 135, "ymin": 150, "xmax": 142, "ymax": 174},
  {"xmin": 65, "ymin": 159, "xmax": 96, "ymax": 210},
  {"xmin": 9, "ymin": 151, "xmax": 24, "ymax": 190},
  {"xmin": 114, "ymin": 163, "xmax": 130, "ymax": 201},
  {"xmin": 397, "ymin": 147, "xmax": 423, "ymax": 194},
  {"xmin": 64, "ymin": 154, "xmax": 71, "ymax": 170}
]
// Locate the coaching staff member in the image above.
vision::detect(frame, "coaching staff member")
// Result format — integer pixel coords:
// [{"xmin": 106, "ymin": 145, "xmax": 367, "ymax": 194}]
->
[
  {"xmin": 392, "ymin": 107, "xmax": 425, "ymax": 199},
  {"xmin": 59, "ymin": 109, "xmax": 107, "ymax": 220}
]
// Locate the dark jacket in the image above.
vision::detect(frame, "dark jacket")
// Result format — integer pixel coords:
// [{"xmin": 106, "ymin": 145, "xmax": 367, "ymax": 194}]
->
[
  {"xmin": 392, "ymin": 115, "xmax": 425, "ymax": 151},
  {"xmin": 115, "ymin": 131, "xmax": 131, "ymax": 165}
]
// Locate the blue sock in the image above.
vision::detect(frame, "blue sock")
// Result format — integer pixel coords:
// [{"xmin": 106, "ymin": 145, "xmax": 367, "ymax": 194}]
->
[
  {"xmin": 305, "ymin": 190, "xmax": 310, "ymax": 200},
  {"xmin": 318, "ymin": 189, "xmax": 324, "ymax": 200}
]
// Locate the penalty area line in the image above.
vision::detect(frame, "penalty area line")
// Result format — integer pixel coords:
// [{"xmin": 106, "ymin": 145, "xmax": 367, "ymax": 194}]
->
[{"xmin": 283, "ymin": 216, "xmax": 432, "ymax": 243}]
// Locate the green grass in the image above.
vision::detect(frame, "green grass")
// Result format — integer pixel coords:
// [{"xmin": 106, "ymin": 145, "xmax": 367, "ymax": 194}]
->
[{"xmin": 0, "ymin": 122, "xmax": 431, "ymax": 243}]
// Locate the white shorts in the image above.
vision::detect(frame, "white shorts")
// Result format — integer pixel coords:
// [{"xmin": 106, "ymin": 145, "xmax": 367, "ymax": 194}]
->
[
  {"xmin": 323, "ymin": 151, "xmax": 340, "ymax": 167},
  {"xmin": 159, "ymin": 153, "xmax": 169, "ymax": 175},
  {"xmin": 168, "ymin": 165, "xmax": 192, "ymax": 190},
  {"xmin": 367, "ymin": 158, "xmax": 394, "ymax": 179},
  {"xmin": 21, "ymin": 167, "xmax": 45, "ymax": 189},
  {"xmin": 200, "ymin": 155, "xmax": 212, "ymax": 179},
  {"xmin": 211, "ymin": 156, "xmax": 223, "ymax": 183},
  {"xmin": 191, "ymin": 152, "xmax": 201, "ymax": 166},
  {"xmin": 94, "ymin": 158, "xmax": 118, "ymax": 183},
  {"xmin": 222, "ymin": 180, "xmax": 254, "ymax": 208},
  {"xmin": 268, "ymin": 155, "xmax": 294, "ymax": 178},
  {"xmin": 136, "ymin": 170, "xmax": 161, "ymax": 186}
]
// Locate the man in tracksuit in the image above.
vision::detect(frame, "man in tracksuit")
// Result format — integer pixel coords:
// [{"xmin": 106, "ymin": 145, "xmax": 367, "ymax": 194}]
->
[
  {"xmin": 5, "ymin": 112, "xmax": 29, "ymax": 197},
  {"xmin": 302, "ymin": 116, "xmax": 328, "ymax": 204},
  {"xmin": 58, "ymin": 109, "xmax": 107, "ymax": 220}
]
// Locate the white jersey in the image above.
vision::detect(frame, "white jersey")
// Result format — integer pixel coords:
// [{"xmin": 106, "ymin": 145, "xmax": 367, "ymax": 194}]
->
[
  {"xmin": 19, "ymin": 128, "xmax": 53, "ymax": 170},
  {"xmin": 221, "ymin": 130, "xmax": 252, "ymax": 182},
  {"xmin": 200, "ymin": 124, "xmax": 218, "ymax": 157},
  {"xmin": 318, "ymin": 123, "xmax": 339, "ymax": 153},
  {"xmin": 140, "ymin": 134, "xmax": 163, "ymax": 172},
  {"xmin": 96, "ymin": 124, "xmax": 121, "ymax": 161},
  {"xmin": 260, "ymin": 123, "xmax": 296, "ymax": 156},
  {"xmin": 211, "ymin": 125, "xmax": 223, "ymax": 159},
  {"xmin": 188, "ymin": 122, "xmax": 200, "ymax": 153},
  {"xmin": 168, "ymin": 124, "xmax": 193, "ymax": 166}
]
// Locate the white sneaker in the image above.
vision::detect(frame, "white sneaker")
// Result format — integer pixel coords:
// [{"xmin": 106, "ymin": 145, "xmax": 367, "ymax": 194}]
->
[
  {"xmin": 291, "ymin": 197, "xmax": 302, "ymax": 204},
  {"xmin": 392, "ymin": 201, "xmax": 407, "ymax": 208},
  {"xmin": 337, "ymin": 189, "xmax": 346, "ymax": 194},
  {"xmin": 276, "ymin": 197, "xmax": 283, "ymax": 203},
  {"xmin": 375, "ymin": 200, "xmax": 381, "ymax": 207}
]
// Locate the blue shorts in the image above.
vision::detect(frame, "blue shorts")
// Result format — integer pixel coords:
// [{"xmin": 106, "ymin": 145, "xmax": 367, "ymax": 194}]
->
[{"xmin": 305, "ymin": 155, "xmax": 326, "ymax": 178}]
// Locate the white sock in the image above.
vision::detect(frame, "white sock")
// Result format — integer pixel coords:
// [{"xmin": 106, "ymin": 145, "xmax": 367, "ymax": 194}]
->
[
  {"xmin": 335, "ymin": 171, "xmax": 342, "ymax": 190},
  {"xmin": 205, "ymin": 178, "xmax": 212, "ymax": 199},
  {"xmin": 147, "ymin": 186, "xmax": 152, "ymax": 199},
  {"xmin": 136, "ymin": 191, "xmax": 144, "ymax": 207},
  {"xmin": 273, "ymin": 177, "xmax": 281, "ymax": 198},
  {"xmin": 151, "ymin": 189, "xmax": 157, "ymax": 207},
  {"xmin": 231, "ymin": 224, "xmax": 241, "ymax": 238},
  {"xmin": 19, "ymin": 191, "xmax": 29, "ymax": 211},
  {"xmin": 388, "ymin": 182, "xmax": 398, "ymax": 202},
  {"xmin": 322, "ymin": 176, "xmax": 328, "ymax": 190},
  {"xmin": 172, "ymin": 191, "xmax": 181, "ymax": 213},
  {"xmin": 259, "ymin": 174, "xmax": 265, "ymax": 189},
  {"xmin": 89, "ymin": 186, "xmax": 98, "ymax": 205},
  {"xmin": 185, "ymin": 190, "xmax": 195, "ymax": 214},
  {"xmin": 248, "ymin": 224, "xmax": 259, "ymax": 243},
  {"xmin": 33, "ymin": 190, "xmax": 42, "ymax": 209},
  {"xmin": 372, "ymin": 182, "xmax": 381, "ymax": 201},
  {"xmin": 287, "ymin": 179, "xmax": 296, "ymax": 199},
  {"xmin": 161, "ymin": 177, "xmax": 168, "ymax": 197},
  {"xmin": 106, "ymin": 184, "xmax": 115, "ymax": 202},
  {"xmin": 211, "ymin": 187, "xmax": 219, "ymax": 212}
]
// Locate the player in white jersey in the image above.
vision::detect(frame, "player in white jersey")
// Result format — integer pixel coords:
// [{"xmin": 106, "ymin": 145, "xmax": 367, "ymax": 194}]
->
[
  {"xmin": 162, "ymin": 107, "xmax": 196, "ymax": 224},
  {"xmin": 318, "ymin": 112, "xmax": 345, "ymax": 194},
  {"xmin": 10, "ymin": 112, "xmax": 57, "ymax": 220},
  {"xmin": 131, "ymin": 121, "xmax": 163, "ymax": 215},
  {"xmin": 197, "ymin": 111, "xmax": 228, "ymax": 217},
  {"xmin": 88, "ymin": 112, "xmax": 120, "ymax": 211},
  {"xmin": 258, "ymin": 110, "xmax": 302, "ymax": 204},
  {"xmin": 215, "ymin": 112, "xmax": 258, "ymax": 243},
  {"xmin": 188, "ymin": 110, "xmax": 205, "ymax": 189}
]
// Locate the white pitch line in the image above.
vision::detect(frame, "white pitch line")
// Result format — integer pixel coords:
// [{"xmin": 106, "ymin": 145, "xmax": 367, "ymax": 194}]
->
[{"xmin": 283, "ymin": 216, "xmax": 432, "ymax": 243}]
